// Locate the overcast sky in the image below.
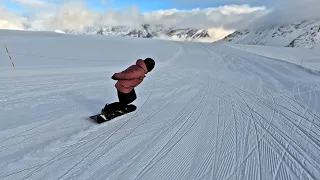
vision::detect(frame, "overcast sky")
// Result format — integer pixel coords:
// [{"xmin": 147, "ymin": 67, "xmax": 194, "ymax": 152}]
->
[{"xmin": 0, "ymin": 0, "xmax": 319, "ymax": 41}]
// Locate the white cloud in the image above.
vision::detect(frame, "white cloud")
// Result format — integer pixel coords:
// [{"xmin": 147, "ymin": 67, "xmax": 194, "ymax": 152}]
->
[
  {"xmin": 207, "ymin": 27, "xmax": 235, "ymax": 41},
  {"xmin": 0, "ymin": 0, "xmax": 268, "ymax": 41},
  {"xmin": 174, "ymin": 0, "xmax": 264, "ymax": 3},
  {"xmin": 37, "ymin": 2, "xmax": 98, "ymax": 30},
  {"xmin": 11, "ymin": 0, "xmax": 57, "ymax": 11},
  {"xmin": 217, "ymin": 4, "xmax": 265, "ymax": 15},
  {"xmin": 0, "ymin": 6, "xmax": 26, "ymax": 30},
  {"xmin": 249, "ymin": 0, "xmax": 320, "ymax": 29},
  {"xmin": 1, "ymin": 1, "xmax": 267, "ymax": 29},
  {"xmin": 95, "ymin": 5, "xmax": 144, "ymax": 28},
  {"xmin": 1, "ymin": 0, "xmax": 319, "ymax": 30},
  {"xmin": 145, "ymin": 4, "xmax": 267, "ymax": 29}
]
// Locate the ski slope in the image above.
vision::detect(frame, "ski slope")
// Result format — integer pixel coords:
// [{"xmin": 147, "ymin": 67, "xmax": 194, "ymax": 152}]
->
[
  {"xmin": 1, "ymin": 29, "xmax": 320, "ymax": 180},
  {"xmin": 224, "ymin": 44, "xmax": 320, "ymax": 74}
]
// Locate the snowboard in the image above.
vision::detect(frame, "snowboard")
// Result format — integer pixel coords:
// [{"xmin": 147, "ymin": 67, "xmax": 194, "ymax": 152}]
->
[{"xmin": 90, "ymin": 104, "xmax": 137, "ymax": 124}]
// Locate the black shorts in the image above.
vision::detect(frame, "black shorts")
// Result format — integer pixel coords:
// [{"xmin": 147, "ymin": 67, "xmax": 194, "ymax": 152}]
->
[{"xmin": 118, "ymin": 89, "xmax": 136, "ymax": 104}]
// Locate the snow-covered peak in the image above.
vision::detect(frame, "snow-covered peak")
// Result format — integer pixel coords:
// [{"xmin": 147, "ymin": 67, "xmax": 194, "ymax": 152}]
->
[
  {"xmin": 61, "ymin": 24, "xmax": 210, "ymax": 41},
  {"xmin": 218, "ymin": 20, "xmax": 320, "ymax": 49}
]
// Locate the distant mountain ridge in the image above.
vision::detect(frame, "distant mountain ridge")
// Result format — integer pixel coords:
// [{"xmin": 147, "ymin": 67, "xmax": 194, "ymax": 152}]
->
[
  {"xmin": 62, "ymin": 24, "xmax": 210, "ymax": 41},
  {"xmin": 218, "ymin": 20, "xmax": 320, "ymax": 49}
]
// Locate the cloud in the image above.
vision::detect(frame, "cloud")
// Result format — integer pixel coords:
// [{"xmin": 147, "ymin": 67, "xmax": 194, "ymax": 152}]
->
[
  {"xmin": 175, "ymin": 0, "xmax": 262, "ymax": 3},
  {"xmin": 11, "ymin": 0, "xmax": 57, "ymax": 11},
  {"xmin": 174, "ymin": 0, "xmax": 269, "ymax": 7},
  {"xmin": 249, "ymin": 0, "xmax": 320, "ymax": 29},
  {"xmin": 207, "ymin": 27, "xmax": 235, "ymax": 41},
  {"xmin": 0, "ymin": 6, "xmax": 26, "ymax": 30},
  {"xmin": 35, "ymin": 2, "xmax": 98, "ymax": 30},
  {"xmin": 1, "ymin": 1, "xmax": 267, "ymax": 29},
  {"xmin": 175, "ymin": 0, "xmax": 320, "ymax": 28},
  {"xmin": 95, "ymin": 5, "xmax": 144, "ymax": 28},
  {"xmin": 0, "ymin": 0, "xmax": 268, "ymax": 41}
]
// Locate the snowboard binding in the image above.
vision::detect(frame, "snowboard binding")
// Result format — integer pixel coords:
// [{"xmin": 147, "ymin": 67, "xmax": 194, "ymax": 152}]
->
[{"xmin": 90, "ymin": 104, "xmax": 137, "ymax": 124}]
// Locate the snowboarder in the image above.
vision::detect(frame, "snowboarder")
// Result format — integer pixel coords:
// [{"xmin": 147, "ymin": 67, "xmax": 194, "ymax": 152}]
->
[{"xmin": 99, "ymin": 58, "xmax": 155, "ymax": 120}]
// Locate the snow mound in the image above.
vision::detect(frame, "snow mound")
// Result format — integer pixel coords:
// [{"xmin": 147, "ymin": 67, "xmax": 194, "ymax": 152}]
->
[{"xmin": 54, "ymin": 30, "xmax": 66, "ymax": 33}]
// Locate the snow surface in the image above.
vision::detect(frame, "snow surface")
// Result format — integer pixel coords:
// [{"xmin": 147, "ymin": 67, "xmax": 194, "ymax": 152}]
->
[
  {"xmin": 225, "ymin": 44, "xmax": 320, "ymax": 74},
  {"xmin": 1, "ymin": 30, "xmax": 320, "ymax": 180}
]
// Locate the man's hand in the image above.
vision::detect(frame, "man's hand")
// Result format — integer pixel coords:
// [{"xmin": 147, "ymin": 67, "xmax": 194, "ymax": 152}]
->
[{"xmin": 111, "ymin": 74, "xmax": 118, "ymax": 80}]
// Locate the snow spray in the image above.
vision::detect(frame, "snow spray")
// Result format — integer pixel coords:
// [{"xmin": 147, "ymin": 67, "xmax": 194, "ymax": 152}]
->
[{"xmin": 4, "ymin": 44, "xmax": 16, "ymax": 70}]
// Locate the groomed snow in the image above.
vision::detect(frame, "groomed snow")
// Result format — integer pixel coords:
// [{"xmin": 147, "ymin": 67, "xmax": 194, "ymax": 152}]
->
[
  {"xmin": 1, "ymin": 30, "xmax": 320, "ymax": 180},
  {"xmin": 225, "ymin": 44, "xmax": 320, "ymax": 74}
]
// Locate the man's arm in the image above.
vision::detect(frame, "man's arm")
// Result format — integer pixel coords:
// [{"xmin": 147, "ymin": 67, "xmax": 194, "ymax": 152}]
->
[{"xmin": 113, "ymin": 69, "xmax": 143, "ymax": 80}]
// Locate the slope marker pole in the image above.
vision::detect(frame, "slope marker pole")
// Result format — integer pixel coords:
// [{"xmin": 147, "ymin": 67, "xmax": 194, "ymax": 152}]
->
[
  {"xmin": 4, "ymin": 44, "xmax": 16, "ymax": 70},
  {"xmin": 301, "ymin": 56, "xmax": 304, "ymax": 65}
]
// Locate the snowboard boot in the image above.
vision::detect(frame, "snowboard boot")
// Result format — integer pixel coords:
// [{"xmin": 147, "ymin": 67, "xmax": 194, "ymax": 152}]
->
[
  {"xmin": 98, "ymin": 103, "xmax": 136, "ymax": 122},
  {"xmin": 123, "ymin": 104, "xmax": 136, "ymax": 112},
  {"xmin": 100, "ymin": 104, "xmax": 119, "ymax": 121},
  {"xmin": 99, "ymin": 108, "xmax": 108, "ymax": 121}
]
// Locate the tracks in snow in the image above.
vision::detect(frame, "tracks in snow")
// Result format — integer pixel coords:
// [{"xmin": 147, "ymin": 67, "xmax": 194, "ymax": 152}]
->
[{"xmin": 1, "ymin": 42, "xmax": 320, "ymax": 180}]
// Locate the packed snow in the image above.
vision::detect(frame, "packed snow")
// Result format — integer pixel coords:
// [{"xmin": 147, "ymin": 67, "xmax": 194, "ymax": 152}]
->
[
  {"xmin": 1, "ymin": 29, "xmax": 320, "ymax": 180},
  {"xmin": 225, "ymin": 44, "xmax": 320, "ymax": 74}
]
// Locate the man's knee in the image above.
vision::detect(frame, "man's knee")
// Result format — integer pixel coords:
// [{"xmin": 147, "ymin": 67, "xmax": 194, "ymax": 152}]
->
[
  {"xmin": 118, "ymin": 89, "xmax": 136, "ymax": 104},
  {"xmin": 130, "ymin": 89, "xmax": 137, "ymax": 100},
  {"xmin": 126, "ymin": 89, "xmax": 136, "ymax": 104}
]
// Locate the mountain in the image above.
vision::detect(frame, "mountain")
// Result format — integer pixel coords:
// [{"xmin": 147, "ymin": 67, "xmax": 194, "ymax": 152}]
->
[
  {"xmin": 218, "ymin": 20, "xmax": 320, "ymax": 49},
  {"xmin": 62, "ymin": 24, "xmax": 210, "ymax": 41}
]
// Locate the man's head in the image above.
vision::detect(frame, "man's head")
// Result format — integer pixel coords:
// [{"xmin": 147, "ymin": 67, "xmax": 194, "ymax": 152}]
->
[{"xmin": 144, "ymin": 58, "xmax": 155, "ymax": 72}]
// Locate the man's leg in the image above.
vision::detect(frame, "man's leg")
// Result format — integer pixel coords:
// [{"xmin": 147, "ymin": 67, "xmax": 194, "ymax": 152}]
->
[
  {"xmin": 102, "ymin": 89, "xmax": 136, "ymax": 114},
  {"xmin": 118, "ymin": 89, "xmax": 136, "ymax": 105}
]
